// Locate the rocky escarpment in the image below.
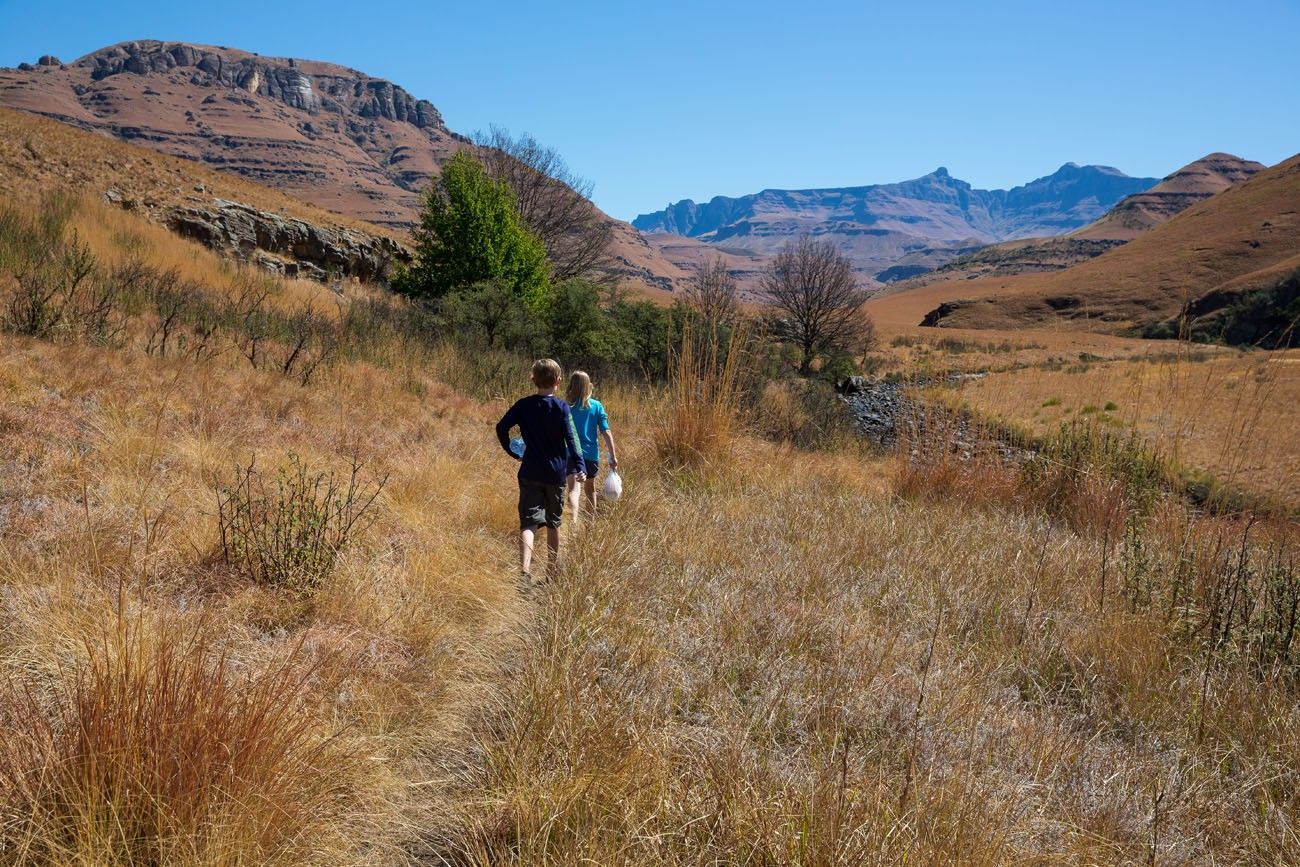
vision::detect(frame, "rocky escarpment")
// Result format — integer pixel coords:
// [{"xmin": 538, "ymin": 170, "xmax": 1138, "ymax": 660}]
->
[
  {"xmin": 80, "ymin": 42, "xmax": 447, "ymax": 129},
  {"xmin": 0, "ymin": 42, "xmax": 688, "ymax": 295},
  {"xmin": 104, "ymin": 189, "xmax": 409, "ymax": 282}
]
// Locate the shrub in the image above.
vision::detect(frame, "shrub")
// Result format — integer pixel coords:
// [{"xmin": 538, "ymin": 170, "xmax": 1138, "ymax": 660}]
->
[
  {"xmin": 217, "ymin": 453, "xmax": 386, "ymax": 593},
  {"xmin": 0, "ymin": 612, "xmax": 357, "ymax": 864},
  {"xmin": 753, "ymin": 378, "xmax": 855, "ymax": 450},
  {"xmin": 274, "ymin": 306, "xmax": 341, "ymax": 386},
  {"xmin": 606, "ymin": 294, "xmax": 671, "ymax": 380},
  {"xmin": 438, "ymin": 280, "xmax": 546, "ymax": 353},
  {"xmin": 545, "ymin": 279, "xmax": 620, "ymax": 372}
]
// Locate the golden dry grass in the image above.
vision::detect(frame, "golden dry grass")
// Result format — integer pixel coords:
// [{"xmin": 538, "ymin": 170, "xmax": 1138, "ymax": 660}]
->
[
  {"xmin": 0, "ymin": 332, "xmax": 532, "ymax": 863},
  {"xmin": 1, "ymin": 179, "xmax": 1299, "ymax": 865},
  {"xmin": 945, "ymin": 348, "xmax": 1300, "ymax": 509},
  {"xmin": 462, "ymin": 444, "xmax": 1300, "ymax": 864}
]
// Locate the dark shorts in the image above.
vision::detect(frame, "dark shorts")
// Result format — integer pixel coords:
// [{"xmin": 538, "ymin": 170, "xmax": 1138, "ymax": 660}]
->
[
  {"xmin": 570, "ymin": 458, "xmax": 598, "ymax": 478},
  {"xmin": 518, "ymin": 478, "xmax": 564, "ymax": 529}
]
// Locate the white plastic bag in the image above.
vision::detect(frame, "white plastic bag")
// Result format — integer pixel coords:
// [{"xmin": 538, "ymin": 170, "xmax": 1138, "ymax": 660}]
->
[{"xmin": 602, "ymin": 470, "xmax": 623, "ymax": 501}]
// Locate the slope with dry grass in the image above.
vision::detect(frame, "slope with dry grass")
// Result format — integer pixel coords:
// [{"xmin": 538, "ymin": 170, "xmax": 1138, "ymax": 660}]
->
[
  {"xmin": 937, "ymin": 348, "xmax": 1300, "ymax": 511},
  {"xmin": 1, "ymin": 172, "xmax": 1299, "ymax": 865},
  {"xmin": 0, "ymin": 106, "xmax": 405, "ymax": 242},
  {"xmin": 871, "ymin": 153, "xmax": 1300, "ymax": 332}
]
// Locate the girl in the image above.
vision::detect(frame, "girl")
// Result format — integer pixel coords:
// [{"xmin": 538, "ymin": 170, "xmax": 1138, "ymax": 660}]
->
[{"xmin": 565, "ymin": 370, "xmax": 619, "ymax": 524}]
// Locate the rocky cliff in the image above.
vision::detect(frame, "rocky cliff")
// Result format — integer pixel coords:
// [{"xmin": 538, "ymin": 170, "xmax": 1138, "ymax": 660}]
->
[{"xmin": 0, "ymin": 41, "xmax": 687, "ymax": 295}]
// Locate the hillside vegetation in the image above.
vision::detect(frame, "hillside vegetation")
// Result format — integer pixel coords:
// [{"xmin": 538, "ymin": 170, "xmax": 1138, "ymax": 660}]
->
[{"xmin": 0, "ymin": 143, "xmax": 1299, "ymax": 866}]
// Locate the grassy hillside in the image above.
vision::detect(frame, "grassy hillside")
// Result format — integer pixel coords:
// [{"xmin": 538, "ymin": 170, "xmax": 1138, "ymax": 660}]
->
[
  {"xmin": 1, "ymin": 167, "xmax": 1299, "ymax": 865},
  {"xmin": 0, "ymin": 106, "xmax": 404, "ymax": 242},
  {"xmin": 871, "ymin": 154, "xmax": 1300, "ymax": 333}
]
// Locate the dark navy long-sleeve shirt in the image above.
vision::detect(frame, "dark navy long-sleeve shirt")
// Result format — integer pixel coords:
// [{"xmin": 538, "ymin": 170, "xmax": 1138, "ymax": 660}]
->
[{"xmin": 496, "ymin": 393, "xmax": 583, "ymax": 485}]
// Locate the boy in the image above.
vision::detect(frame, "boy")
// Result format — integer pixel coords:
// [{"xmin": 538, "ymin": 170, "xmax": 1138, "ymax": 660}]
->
[{"xmin": 496, "ymin": 358, "xmax": 585, "ymax": 585}]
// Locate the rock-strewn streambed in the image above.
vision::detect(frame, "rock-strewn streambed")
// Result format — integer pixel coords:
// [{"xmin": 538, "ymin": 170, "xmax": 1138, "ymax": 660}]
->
[
  {"xmin": 837, "ymin": 374, "xmax": 1032, "ymax": 463},
  {"xmin": 837, "ymin": 376, "xmax": 907, "ymax": 446}
]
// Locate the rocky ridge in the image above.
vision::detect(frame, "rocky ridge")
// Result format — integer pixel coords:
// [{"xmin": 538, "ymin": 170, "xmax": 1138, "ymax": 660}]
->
[
  {"xmin": 0, "ymin": 41, "xmax": 688, "ymax": 295},
  {"xmin": 877, "ymin": 153, "xmax": 1267, "ymax": 293},
  {"xmin": 913, "ymin": 153, "xmax": 1300, "ymax": 332},
  {"xmin": 1074, "ymin": 153, "xmax": 1266, "ymax": 241},
  {"xmin": 636, "ymin": 164, "xmax": 1159, "ymax": 285}
]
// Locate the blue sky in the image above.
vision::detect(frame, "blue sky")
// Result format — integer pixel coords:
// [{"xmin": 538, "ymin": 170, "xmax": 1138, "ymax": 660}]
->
[{"xmin": 1, "ymin": 0, "xmax": 1296, "ymax": 220}]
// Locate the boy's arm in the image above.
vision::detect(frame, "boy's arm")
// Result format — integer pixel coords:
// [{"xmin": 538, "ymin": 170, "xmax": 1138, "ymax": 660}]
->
[{"xmin": 495, "ymin": 402, "xmax": 520, "ymax": 459}]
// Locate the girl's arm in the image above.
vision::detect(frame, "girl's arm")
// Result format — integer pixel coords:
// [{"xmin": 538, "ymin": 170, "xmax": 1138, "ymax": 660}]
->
[{"xmin": 602, "ymin": 429, "xmax": 619, "ymax": 469}]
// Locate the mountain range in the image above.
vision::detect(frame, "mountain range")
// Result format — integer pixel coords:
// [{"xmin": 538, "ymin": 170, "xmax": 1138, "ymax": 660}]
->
[
  {"xmin": 633, "ymin": 164, "xmax": 1161, "ymax": 283},
  {"xmin": 881, "ymin": 152, "xmax": 1269, "ymax": 290},
  {"xmin": 3, "ymin": 38, "xmax": 1289, "ymax": 328},
  {"xmin": 866, "ymin": 153, "xmax": 1300, "ymax": 334}
]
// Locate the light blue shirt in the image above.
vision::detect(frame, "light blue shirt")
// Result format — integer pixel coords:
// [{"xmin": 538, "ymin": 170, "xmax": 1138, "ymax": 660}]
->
[{"xmin": 568, "ymin": 397, "xmax": 610, "ymax": 462}]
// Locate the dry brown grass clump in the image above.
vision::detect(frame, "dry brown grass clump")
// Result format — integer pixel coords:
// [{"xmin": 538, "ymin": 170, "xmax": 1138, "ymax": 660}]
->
[
  {"xmin": 0, "ymin": 609, "xmax": 359, "ymax": 866},
  {"xmin": 654, "ymin": 319, "xmax": 747, "ymax": 471}
]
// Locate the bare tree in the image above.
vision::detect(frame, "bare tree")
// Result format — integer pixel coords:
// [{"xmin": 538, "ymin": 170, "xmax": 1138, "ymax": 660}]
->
[
  {"xmin": 761, "ymin": 237, "xmax": 875, "ymax": 374},
  {"xmin": 475, "ymin": 126, "xmax": 615, "ymax": 283},
  {"xmin": 682, "ymin": 256, "xmax": 739, "ymax": 330}
]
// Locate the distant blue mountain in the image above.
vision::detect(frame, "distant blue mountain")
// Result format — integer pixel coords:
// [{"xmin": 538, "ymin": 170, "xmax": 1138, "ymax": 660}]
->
[{"xmin": 633, "ymin": 164, "xmax": 1161, "ymax": 280}]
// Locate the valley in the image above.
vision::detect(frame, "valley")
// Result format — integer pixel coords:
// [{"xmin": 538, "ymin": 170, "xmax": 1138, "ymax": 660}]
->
[{"xmin": 0, "ymin": 24, "xmax": 1298, "ymax": 867}]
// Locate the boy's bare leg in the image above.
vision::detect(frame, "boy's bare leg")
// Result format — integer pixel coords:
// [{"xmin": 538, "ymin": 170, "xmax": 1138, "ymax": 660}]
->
[
  {"xmin": 584, "ymin": 478, "xmax": 597, "ymax": 516},
  {"xmin": 545, "ymin": 526, "xmax": 560, "ymax": 576},
  {"xmin": 520, "ymin": 528, "xmax": 536, "ymax": 577}
]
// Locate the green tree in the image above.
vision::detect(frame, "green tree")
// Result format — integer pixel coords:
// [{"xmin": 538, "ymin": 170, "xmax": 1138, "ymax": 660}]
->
[
  {"xmin": 395, "ymin": 152, "xmax": 549, "ymax": 305},
  {"xmin": 438, "ymin": 280, "xmax": 547, "ymax": 353},
  {"xmin": 608, "ymin": 295, "xmax": 672, "ymax": 379},
  {"xmin": 546, "ymin": 280, "xmax": 618, "ymax": 370}
]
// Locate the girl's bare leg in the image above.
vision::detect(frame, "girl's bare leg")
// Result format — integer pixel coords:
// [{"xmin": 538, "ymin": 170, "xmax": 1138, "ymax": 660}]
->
[{"xmin": 565, "ymin": 475, "xmax": 582, "ymax": 530}]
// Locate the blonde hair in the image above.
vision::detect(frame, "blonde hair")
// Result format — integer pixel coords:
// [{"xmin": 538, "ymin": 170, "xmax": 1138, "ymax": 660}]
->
[
  {"xmin": 531, "ymin": 358, "xmax": 562, "ymax": 388},
  {"xmin": 566, "ymin": 370, "xmax": 592, "ymax": 408}
]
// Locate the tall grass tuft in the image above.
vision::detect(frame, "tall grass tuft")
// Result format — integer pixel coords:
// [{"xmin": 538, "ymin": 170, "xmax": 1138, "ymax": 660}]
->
[
  {"xmin": 654, "ymin": 316, "xmax": 748, "ymax": 470},
  {"xmin": 0, "ymin": 611, "xmax": 358, "ymax": 865}
]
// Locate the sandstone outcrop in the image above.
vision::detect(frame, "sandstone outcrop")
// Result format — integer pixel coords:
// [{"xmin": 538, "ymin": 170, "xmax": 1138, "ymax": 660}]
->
[{"xmin": 105, "ymin": 189, "xmax": 409, "ymax": 281}]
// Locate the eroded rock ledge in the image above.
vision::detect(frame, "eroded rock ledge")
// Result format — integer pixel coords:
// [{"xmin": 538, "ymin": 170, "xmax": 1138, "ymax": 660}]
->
[{"xmin": 105, "ymin": 189, "xmax": 410, "ymax": 282}]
